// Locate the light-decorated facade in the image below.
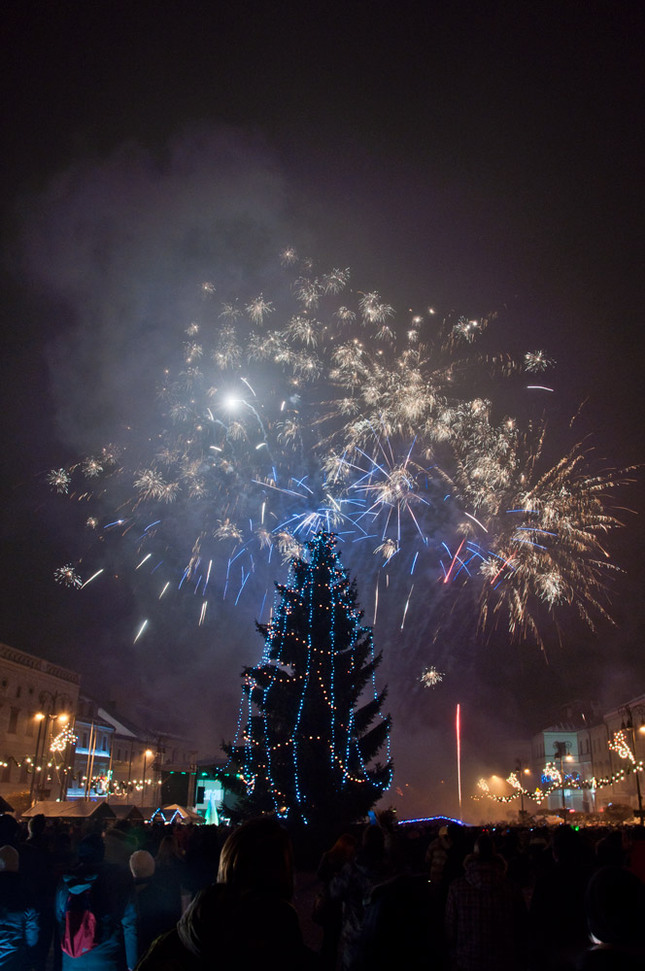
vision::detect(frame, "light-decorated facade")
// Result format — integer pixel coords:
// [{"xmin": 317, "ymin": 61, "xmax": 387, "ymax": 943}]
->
[
  {"xmin": 476, "ymin": 695, "xmax": 645, "ymax": 821},
  {"xmin": 0, "ymin": 642, "xmax": 201, "ymax": 814}
]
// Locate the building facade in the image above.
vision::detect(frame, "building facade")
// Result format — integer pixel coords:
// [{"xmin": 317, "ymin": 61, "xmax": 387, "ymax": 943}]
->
[
  {"xmin": 0, "ymin": 643, "xmax": 203, "ymax": 814},
  {"xmin": 0, "ymin": 643, "xmax": 80, "ymax": 810},
  {"xmin": 68, "ymin": 698, "xmax": 198, "ymax": 809},
  {"xmin": 530, "ymin": 694, "xmax": 645, "ymax": 819},
  {"xmin": 66, "ymin": 697, "xmax": 117, "ymax": 799}
]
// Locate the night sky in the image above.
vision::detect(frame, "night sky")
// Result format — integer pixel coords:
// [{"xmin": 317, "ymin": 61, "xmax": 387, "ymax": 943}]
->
[{"xmin": 1, "ymin": 2, "xmax": 643, "ymax": 819}]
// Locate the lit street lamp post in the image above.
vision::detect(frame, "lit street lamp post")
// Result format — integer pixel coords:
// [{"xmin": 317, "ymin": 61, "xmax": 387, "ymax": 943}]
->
[
  {"xmin": 141, "ymin": 749, "xmax": 153, "ymax": 806},
  {"xmin": 29, "ymin": 714, "xmax": 46, "ymax": 805},
  {"xmin": 51, "ymin": 717, "xmax": 74, "ymax": 801},
  {"xmin": 30, "ymin": 710, "xmax": 71, "ymax": 804},
  {"xmin": 29, "ymin": 691, "xmax": 74, "ymax": 805},
  {"xmin": 622, "ymin": 706, "xmax": 645, "ymax": 825},
  {"xmin": 515, "ymin": 759, "xmax": 531, "ymax": 819}
]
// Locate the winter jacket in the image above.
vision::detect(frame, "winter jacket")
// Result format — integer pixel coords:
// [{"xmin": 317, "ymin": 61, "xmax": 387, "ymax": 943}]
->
[
  {"xmin": 132, "ymin": 876, "xmax": 180, "ymax": 963},
  {"xmin": 55, "ymin": 864, "xmax": 137, "ymax": 971},
  {"xmin": 445, "ymin": 854, "xmax": 528, "ymax": 971},
  {"xmin": 0, "ymin": 872, "xmax": 39, "ymax": 971},
  {"xmin": 329, "ymin": 853, "xmax": 393, "ymax": 971}
]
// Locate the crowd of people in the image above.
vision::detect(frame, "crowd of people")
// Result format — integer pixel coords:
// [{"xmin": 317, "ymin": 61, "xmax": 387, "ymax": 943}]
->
[
  {"xmin": 314, "ymin": 816, "xmax": 645, "ymax": 969},
  {"xmin": 0, "ymin": 809, "xmax": 644, "ymax": 970}
]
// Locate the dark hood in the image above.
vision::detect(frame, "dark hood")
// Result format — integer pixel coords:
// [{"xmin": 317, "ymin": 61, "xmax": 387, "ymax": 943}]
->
[
  {"xmin": 177, "ymin": 884, "xmax": 304, "ymax": 965},
  {"xmin": 61, "ymin": 871, "xmax": 99, "ymax": 895}
]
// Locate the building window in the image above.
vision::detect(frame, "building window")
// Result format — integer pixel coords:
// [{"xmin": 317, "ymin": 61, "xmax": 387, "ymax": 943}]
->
[
  {"xmin": 25, "ymin": 714, "xmax": 35, "ymax": 738},
  {"xmin": 15, "ymin": 686, "xmax": 22, "ymax": 699},
  {"xmin": 82, "ymin": 733, "xmax": 88, "ymax": 749},
  {"xmin": 7, "ymin": 708, "xmax": 19, "ymax": 734}
]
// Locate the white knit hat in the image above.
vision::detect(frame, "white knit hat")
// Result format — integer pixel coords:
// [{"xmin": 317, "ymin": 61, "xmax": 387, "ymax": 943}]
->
[{"xmin": 129, "ymin": 849, "xmax": 155, "ymax": 879}]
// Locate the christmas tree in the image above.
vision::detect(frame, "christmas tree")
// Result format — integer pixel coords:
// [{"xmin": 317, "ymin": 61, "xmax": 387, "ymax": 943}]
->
[{"xmin": 224, "ymin": 532, "xmax": 393, "ymax": 834}]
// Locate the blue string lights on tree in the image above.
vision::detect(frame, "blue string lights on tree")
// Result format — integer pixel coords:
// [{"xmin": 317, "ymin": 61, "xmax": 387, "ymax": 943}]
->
[{"xmin": 223, "ymin": 531, "xmax": 393, "ymax": 832}]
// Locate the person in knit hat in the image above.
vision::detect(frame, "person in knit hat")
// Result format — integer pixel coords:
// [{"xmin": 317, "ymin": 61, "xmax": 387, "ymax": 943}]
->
[
  {"xmin": 129, "ymin": 852, "xmax": 155, "ymax": 882},
  {"xmin": 129, "ymin": 851, "xmax": 175, "ymax": 962},
  {"xmin": 0, "ymin": 844, "xmax": 39, "ymax": 970}
]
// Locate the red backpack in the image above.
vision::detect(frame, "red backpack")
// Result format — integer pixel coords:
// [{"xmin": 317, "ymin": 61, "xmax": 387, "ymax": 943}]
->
[{"xmin": 61, "ymin": 888, "xmax": 99, "ymax": 958}]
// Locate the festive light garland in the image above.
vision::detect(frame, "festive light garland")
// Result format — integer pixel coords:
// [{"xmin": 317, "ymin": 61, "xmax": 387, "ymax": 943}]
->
[
  {"xmin": 475, "ymin": 732, "xmax": 645, "ymax": 806},
  {"xmin": 50, "ymin": 726, "xmax": 78, "ymax": 753},
  {"xmin": 608, "ymin": 729, "xmax": 636, "ymax": 763}
]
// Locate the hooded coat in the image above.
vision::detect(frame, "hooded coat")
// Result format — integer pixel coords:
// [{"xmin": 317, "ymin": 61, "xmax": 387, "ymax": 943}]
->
[{"xmin": 55, "ymin": 864, "xmax": 137, "ymax": 971}]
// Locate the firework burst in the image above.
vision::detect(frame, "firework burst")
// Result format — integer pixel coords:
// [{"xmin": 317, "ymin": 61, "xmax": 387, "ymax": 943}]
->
[
  {"xmin": 54, "ymin": 564, "xmax": 83, "ymax": 589},
  {"xmin": 45, "ymin": 252, "xmax": 632, "ymax": 667},
  {"xmin": 420, "ymin": 667, "xmax": 444, "ymax": 688}
]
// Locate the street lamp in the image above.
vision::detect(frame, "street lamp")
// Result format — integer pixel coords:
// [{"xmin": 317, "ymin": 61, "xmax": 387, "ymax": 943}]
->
[
  {"xmin": 141, "ymin": 749, "xmax": 153, "ymax": 806},
  {"xmin": 50, "ymin": 715, "xmax": 76, "ymax": 801},
  {"xmin": 621, "ymin": 706, "xmax": 644, "ymax": 825},
  {"xmin": 29, "ymin": 713, "xmax": 47, "ymax": 804},
  {"xmin": 30, "ymin": 704, "xmax": 72, "ymax": 805},
  {"xmin": 515, "ymin": 759, "xmax": 531, "ymax": 817}
]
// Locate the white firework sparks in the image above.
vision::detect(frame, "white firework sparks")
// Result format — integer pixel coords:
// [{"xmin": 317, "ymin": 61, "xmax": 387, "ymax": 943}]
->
[
  {"xmin": 54, "ymin": 564, "xmax": 82, "ymax": 589},
  {"xmin": 420, "ymin": 667, "xmax": 444, "ymax": 688},
  {"xmin": 45, "ymin": 249, "xmax": 632, "ymax": 663}
]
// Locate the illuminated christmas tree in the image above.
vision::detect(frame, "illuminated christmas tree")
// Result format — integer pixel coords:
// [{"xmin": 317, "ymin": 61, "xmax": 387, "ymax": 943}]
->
[{"xmin": 225, "ymin": 532, "xmax": 393, "ymax": 834}]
